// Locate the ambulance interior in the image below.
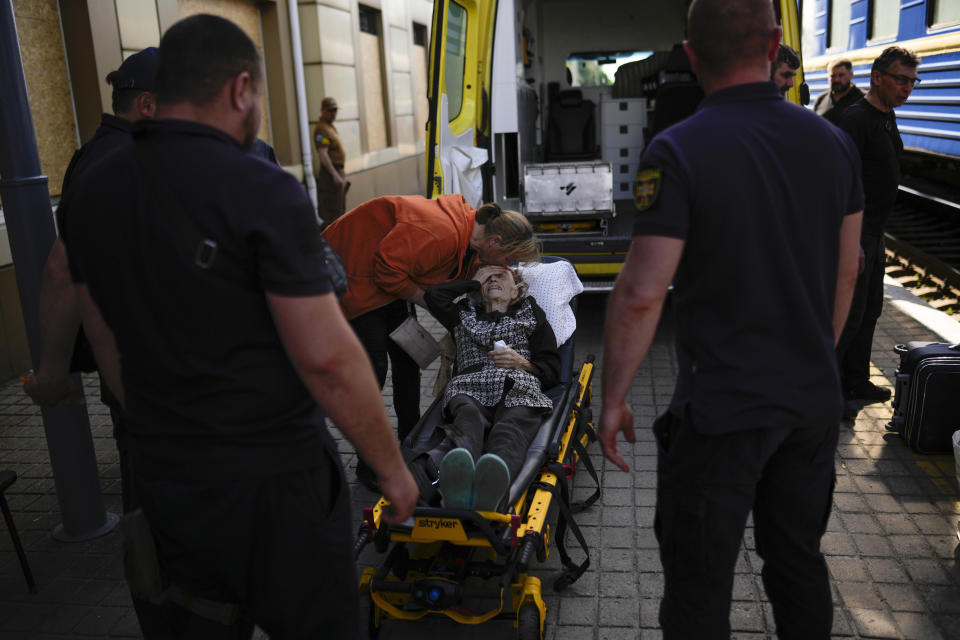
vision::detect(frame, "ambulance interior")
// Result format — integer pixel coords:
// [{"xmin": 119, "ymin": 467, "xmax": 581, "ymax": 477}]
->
[{"xmin": 495, "ymin": 0, "xmax": 693, "ymax": 217}]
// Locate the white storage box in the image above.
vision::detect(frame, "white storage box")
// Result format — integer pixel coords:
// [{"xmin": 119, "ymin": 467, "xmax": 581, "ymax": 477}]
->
[{"xmin": 523, "ymin": 162, "xmax": 614, "ymax": 216}]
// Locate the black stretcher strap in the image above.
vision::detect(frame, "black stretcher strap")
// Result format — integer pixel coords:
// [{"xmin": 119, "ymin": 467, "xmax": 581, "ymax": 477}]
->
[
  {"xmin": 568, "ymin": 435, "xmax": 600, "ymax": 513},
  {"xmin": 531, "ymin": 470, "xmax": 590, "ymax": 592}
]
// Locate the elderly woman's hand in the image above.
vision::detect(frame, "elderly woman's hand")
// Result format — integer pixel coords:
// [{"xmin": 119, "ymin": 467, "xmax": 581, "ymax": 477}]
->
[
  {"xmin": 474, "ymin": 265, "xmax": 507, "ymax": 285},
  {"xmin": 488, "ymin": 345, "xmax": 533, "ymax": 372}
]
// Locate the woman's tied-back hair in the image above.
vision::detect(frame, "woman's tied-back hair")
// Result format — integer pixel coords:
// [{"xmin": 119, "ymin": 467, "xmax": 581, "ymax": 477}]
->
[{"xmin": 476, "ymin": 202, "xmax": 541, "ymax": 264}]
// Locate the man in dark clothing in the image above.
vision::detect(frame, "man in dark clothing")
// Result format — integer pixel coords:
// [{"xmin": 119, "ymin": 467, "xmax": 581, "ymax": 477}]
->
[
  {"xmin": 814, "ymin": 58, "xmax": 864, "ymax": 125},
  {"xmin": 836, "ymin": 46, "xmax": 919, "ymax": 412},
  {"xmin": 60, "ymin": 15, "xmax": 417, "ymax": 638},
  {"xmin": 599, "ymin": 1, "xmax": 863, "ymax": 638},
  {"xmin": 771, "ymin": 42, "xmax": 800, "ymax": 96},
  {"xmin": 24, "ymin": 46, "xmax": 158, "ymax": 512}
]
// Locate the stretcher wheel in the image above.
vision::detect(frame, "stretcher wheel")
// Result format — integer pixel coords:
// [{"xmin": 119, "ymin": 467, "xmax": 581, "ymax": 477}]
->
[{"xmin": 517, "ymin": 604, "xmax": 541, "ymax": 640}]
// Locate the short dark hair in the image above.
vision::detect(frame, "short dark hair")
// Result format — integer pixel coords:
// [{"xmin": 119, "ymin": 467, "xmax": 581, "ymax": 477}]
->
[
  {"xmin": 828, "ymin": 58, "xmax": 853, "ymax": 73},
  {"xmin": 155, "ymin": 14, "xmax": 262, "ymax": 107},
  {"xmin": 775, "ymin": 43, "xmax": 800, "ymax": 71},
  {"xmin": 872, "ymin": 46, "xmax": 920, "ymax": 76},
  {"xmin": 111, "ymin": 88, "xmax": 141, "ymax": 116},
  {"xmin": 687, "ymin": 0, "xmax": 776, "ymax": 76}
]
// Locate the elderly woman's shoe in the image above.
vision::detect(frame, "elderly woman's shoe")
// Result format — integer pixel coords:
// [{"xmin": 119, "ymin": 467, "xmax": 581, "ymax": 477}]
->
[
  {"xmin": 439, "ymin": 448, "xmax": 474, "ymax": 509},
  {"xmin": 474, "ymin": 453, "xmax": 509, "ymax": 512}
]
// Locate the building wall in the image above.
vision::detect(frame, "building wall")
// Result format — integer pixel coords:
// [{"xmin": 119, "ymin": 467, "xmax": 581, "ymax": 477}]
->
[
  {"xmin": 0, "ymin": 0, "xmax": 434, "ymax": 381},
  {"xmin": 10, "ymin": 0, "xmax": 77, "ymax": 199},
  {"xmin": 299, "ymin": 0, "xmax": 430, "ymax": 193}
]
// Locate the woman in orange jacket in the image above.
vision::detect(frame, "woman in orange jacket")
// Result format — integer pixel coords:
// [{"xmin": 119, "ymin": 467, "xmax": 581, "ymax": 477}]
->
[{"xmin": 323, "ymin": 194, "xmax": 539, "ymax": 490}]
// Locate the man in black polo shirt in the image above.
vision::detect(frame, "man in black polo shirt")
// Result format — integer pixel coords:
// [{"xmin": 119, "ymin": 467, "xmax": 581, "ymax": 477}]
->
[
  {"xmin": 836, "ymin": 47, "xmax": 919, "ymax": 415},
  {"xmin": 814, "ymin": 58, "xmax": 864, "ymax": 125},
  {"xmin": 599, "ymin": 0, "xmax": 863, "ymax": 637},
  {"xmin": 25, "ymin": 47, "xmax": 157, "ymax": 513},
  {"xmin": 61, "ymin": 15, "xmax": 416, "ymax": 637}
]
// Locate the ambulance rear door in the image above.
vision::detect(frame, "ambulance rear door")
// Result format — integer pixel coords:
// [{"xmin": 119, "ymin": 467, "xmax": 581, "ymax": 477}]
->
[{"xmin": 424, "ymin": 0, "xmax": 497, "ymax": 203}]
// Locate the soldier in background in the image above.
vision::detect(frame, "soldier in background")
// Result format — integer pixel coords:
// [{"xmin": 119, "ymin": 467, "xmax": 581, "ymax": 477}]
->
[{"xmin": 313, "ymin": 96, "xmax": 347, "ymax": 223}]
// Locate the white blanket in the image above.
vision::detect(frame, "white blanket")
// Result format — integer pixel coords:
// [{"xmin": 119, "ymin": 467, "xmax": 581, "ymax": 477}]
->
[{"xmin": 519, "ymin": 260, "xmax": 583, "ymax": 346}]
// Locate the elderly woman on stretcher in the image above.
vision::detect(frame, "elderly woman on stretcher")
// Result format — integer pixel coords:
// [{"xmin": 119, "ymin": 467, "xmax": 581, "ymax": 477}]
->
[{"xmin": 407, "ymin": 265, "xmax": 561, "ymax": 512}]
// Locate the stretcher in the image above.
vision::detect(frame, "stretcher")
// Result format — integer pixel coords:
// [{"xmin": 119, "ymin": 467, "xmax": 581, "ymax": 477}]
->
[{"xmin": 353, "ymin": 266, "xmax": 599, "ymax": 639}]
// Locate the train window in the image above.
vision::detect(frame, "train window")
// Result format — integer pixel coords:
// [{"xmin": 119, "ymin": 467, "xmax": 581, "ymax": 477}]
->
[
  {"xmin": 801, "ymin": 0, "xmax": 818, "ymax": 58},
  {"xmin": 870, "ymin": 0, "xmax": 900, "ymax": 40},
  {"xmin": 829, "ymin": 0, "xmax": 851, "ymax": 50},
  {"xmin": 565, "ymin": 51, "xmax": 653, "ymax": 87},
  {"xmin": 445, "ymin": 1, "xmax": 468, "ymax": 121},
  {"xmin": 930, "ymin": 0, "xmax": 960, "ymax": 27}
]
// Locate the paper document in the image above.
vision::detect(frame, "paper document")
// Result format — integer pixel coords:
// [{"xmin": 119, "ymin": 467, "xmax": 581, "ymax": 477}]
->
[{"xmin": 389, "ymin": 317, "xmax": 442, "ymax": 369}]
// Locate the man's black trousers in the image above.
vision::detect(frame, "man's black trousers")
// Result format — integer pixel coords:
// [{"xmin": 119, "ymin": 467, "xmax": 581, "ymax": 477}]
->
[
  {"xmin": 837, "ymin": 235, "xmax": 885, "ymax": 391},
  {"xmin": 350, "ymin": 299, "xmax": 422, "ymax": 442},
  {"xmin": 653, "ymin": 411, "xmax": 838, "ymax": 640},
  {"xmin": 132, "ymin": 447, "xmax": 358, "ymax": 639}
]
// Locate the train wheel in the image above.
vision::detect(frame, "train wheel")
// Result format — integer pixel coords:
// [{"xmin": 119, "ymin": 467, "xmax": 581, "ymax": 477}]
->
[{"xmin": 517, "ymin": 604, "xmax": 542, "ymax": 640}]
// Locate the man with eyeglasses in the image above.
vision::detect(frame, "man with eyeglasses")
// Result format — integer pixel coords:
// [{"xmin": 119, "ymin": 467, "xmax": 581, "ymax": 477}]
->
[
  {"xmin": 836, "ymin": 46, "xmax": 920, "ymax": 417},
  {"xmin": 813, "ymin": 58, "xmax": 864, "ymax": 125},
  {"xmin": 314, "ymin": 96, "xmax": 347, "ymax": 223}
]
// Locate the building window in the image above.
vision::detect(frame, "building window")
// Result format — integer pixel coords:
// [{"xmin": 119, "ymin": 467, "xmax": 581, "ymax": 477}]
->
[
  {"xmin": 828, "ymin": 0, "xmax": 851, "ymax": 50},
  {"xmin": 930, "ymin": 0, "xmax": 960, "ymax": 27},
  {"xmin": 358, "ymin": 5, "xmax": 390, "ymax": 151},
  {"xmin": 870, "ymin": 0, "xmax": 899, "ymax": 41}
]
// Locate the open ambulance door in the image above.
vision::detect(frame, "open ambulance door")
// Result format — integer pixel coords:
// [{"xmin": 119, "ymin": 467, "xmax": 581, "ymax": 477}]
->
[{"xmin": 424, "ymin": 0, "xmax": 497, "ymax": 204}]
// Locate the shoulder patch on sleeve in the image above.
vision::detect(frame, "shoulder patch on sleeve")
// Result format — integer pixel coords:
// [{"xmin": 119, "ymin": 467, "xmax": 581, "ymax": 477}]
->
[
  {"xmin": 314, "ymin": 133, "xmax": 331, "ymax": 146},
  {"xmin": 634, "ymin": 166, "xmax": 662, "ymax": 211}
]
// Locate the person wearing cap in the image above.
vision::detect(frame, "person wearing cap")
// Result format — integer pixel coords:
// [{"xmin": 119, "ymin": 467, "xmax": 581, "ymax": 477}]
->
[
  {"xmin": 24, "ymin": 46, "xmax": 159, "ymax": 512},
  {"xmin": 23, "ymin": 43, "xmax": 161, "ymax": 635},
  {"xmin": 313, "ymin": 97, "xmax": 347, "ymax": 223},
  {"xmin": 323, "ymin": 195, "xmax": 540, "ymax": 491}
]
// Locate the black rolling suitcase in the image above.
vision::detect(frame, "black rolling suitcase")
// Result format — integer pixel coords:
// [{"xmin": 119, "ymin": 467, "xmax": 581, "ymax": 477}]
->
[{"xmin": 890, "ymin": 342, "xmax": 960, "ymax": 454}]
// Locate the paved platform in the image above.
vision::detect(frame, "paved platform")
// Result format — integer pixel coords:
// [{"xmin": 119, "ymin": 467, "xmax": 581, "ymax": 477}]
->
[{"xmin": 0, "ymin": 280, "xmax": 956, "ymax": 639}]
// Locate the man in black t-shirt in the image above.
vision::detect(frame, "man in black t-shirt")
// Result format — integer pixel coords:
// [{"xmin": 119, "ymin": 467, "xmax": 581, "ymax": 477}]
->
[
  {"xmin": 599, "ymin": 1, "xmax": 863, "ymax": 636},
  {"xmin": 836, "ymin": 46, "xmax": 919, "ymax": 412},
  {"xmin": 814, "ymin": 58, "xmax": 864, "ymax": 125},
  {"xmin": 62, "ymin": 16, "xmax": 416, "ymax": 638}
]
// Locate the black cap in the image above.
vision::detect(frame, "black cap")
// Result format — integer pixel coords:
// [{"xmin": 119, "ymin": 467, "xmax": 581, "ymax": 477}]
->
[{"xmin": 105, "ymin": 47, "xmax": 158, "ymax": 92}]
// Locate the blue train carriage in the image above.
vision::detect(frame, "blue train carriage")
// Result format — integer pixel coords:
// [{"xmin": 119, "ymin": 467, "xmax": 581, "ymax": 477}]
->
[{"xmin": 801, "ymin": 0, "xmax": 960, "ymax": 187}]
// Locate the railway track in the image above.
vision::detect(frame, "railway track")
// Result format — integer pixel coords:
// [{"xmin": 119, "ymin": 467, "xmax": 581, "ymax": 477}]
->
[{"xmin": 884, "ymin": 185, "xmax": 960, "ymax": 315}]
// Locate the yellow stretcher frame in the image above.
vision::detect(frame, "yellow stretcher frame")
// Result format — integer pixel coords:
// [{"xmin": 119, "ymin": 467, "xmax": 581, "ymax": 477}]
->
[{"xmin": 357, "ymin": 358, "xmax": 596, "ymax": 639}]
